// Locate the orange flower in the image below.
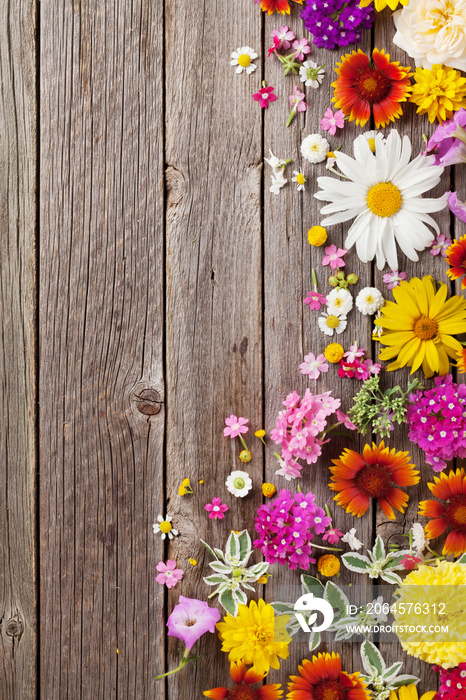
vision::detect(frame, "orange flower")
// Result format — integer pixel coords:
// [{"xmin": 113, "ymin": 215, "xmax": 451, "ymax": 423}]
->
[
  {"xmin": 317, "ymin": 554, "xmax": 340, "ymax": 577},
  {"xmin": 287, "ymin": 652, "xmax": 370, "ymax": 700},
  {"xmin": 332, "ymin": 48, "xmax": 411, "ymax": 128},
  {"xmin": 457, "ymin": 348, "xmax": 466, "ymax": 373},
  {"xmin": 329, "ymin": 441, "xmax": 419, "ymax": 521},
  {"xmin": 446, "ymin": 235, "xmax": 466, "ymax": 289},
  {"xmin": 259, "ymin": 0, "xmax": 303, "ymax": 14},
  {"xmin": 203, "ymin": 660, "xmax": 283, "ymax": 699},
  {"xmin": 419, "ymin": 468, "xmax": 466, "ymax": 557}
]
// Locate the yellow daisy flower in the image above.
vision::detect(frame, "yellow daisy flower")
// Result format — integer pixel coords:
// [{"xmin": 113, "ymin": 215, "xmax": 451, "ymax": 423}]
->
[
  {"xmin": 375, "ymin": 276, "xmax": 466, "ymax": 378},
  {"xmin": 389, "ymin": 684, "xmax": 436, "ymax": 700},
  {"xmin": 360, "ymin": 0, "xmax": 408, "ymax": 11},
  {"xmin": 409, "ymin": 65, "xmax": 466, "ymax": 123},
  {"xmin": 216, "ymin": 598, "xmax": 291, "ymax": 675}
]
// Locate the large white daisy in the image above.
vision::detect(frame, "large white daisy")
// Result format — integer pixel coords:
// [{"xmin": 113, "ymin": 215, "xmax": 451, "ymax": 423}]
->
[{"xmin": 314, "ymin": 130, "xmax": 446, "ymax": 270}]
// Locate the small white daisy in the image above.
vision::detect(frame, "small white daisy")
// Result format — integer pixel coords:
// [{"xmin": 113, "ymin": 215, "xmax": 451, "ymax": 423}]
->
[
  {"xmin": 341, "ymin": 527, "xmax": 363, "ymax": 551},
  {"xmin": 358, "ymin": 130, "xmax": 385, "ymax": 153},
  {"xmin": 270, "ymin": 171, "xmax": 287, "ymax": 195},
  {"xmin": 231, "ymin": 46, "xmax": 258, "ymax": 74},
  {"xmin": 225, "ymin": 470, "xmax": 252, "ymax": 498},
  {"xmin": 153, "ymin": 514, "xmax": 179, "ymax": 540},
  {"xmin": 318, "ymin": 311, "xmax": 347, "ymax": 336},
  {"xmin": 372, "ymin": 310, "xmax": 383, "ymax": 338},
  {"xmin": 326, "ymin": 287, "xmax": 353, "ymax": 316},
  {"xmin": 301, "ymin": 134, "xmax": 329, "ymax": 164},
  {"xmin": 292, "ymin": 169, "xmax": 307, "ymax": 192},
  {"xmin": 299, "ymin": 60, "xmax": 325, "ymax": 88},
  {"xmin": 355, "ymin": 287, "xmax": 385, "ymax": 315}
]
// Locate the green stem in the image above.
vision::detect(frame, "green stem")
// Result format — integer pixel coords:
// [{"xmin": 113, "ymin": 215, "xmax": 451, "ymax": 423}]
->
[
  {"xmin": 286, "ymin": 109, "xmax": 296, "ymax": 128},
  {"xmin": 312, "ymin": 269, "xmax": 318, "ymax": 293},
  {"xmin": 155, "ymin": 647, "xmax": 198, "ymax": 680},
  {"xmin": 239, "ymin": 436, "xmax": 249, "ymax": 451},
  {"xmin": 311, "ymin": 543, "xmax": 343, "ymax": 552}
]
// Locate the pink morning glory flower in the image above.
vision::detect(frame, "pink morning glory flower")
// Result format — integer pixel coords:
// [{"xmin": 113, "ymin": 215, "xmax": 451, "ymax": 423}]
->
[
  {"xmin": 320, "ymin": 108, "xmax": 345, "ymax": 136},
  {"xmin": 448, "ymin": 191, "xmax": 466, "ymax": 223},
  {"xmin": 167, "ymin": 596, "xmax": 221, "ymax": 650},
  {"xmin": 270, "ymin": 25, "xmax": 295, "ymax": 50},
  {"xmin": 205, "ymin": 497, "xmax": 229, "ymax": 520},
  {"xmin": 322, "ymin": 244, "xmax": 347, "ymax": 269},
  {"xmin": 253, "ymin": 86, "xmax": 277, "ymax": 109},
  {"xmin": 299, "ymin": 352, "xmax": 329, "ymax": 379},
  {"xmin": 382, "ymin": 269, "xmax": 408, "ymax": 289},
  {"xmin": 304, "ymin": 290, "xmax": 327, "ymax": 311},
  {"xmin": 292, "ymin": 38, "xmax": 311, "ymax": 61},
  {"xmin": 430, "ymin": 233, "xmax": 452, "ymax": 257},
  {"xmin": 223, "ymin": 414, "xmax": 249, "ymax": 438},
  {"xmin": 155, "ymin": 560, "xmax": 184, "ymax": 589}
]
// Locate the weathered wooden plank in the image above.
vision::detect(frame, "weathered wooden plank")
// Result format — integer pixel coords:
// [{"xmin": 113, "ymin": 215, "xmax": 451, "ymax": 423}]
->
[
  {"xmin": 164, "ymin": 1, "xmax": 263, "ymax": 697},
  {"xmin": 263, "ymin": 7, "xmax": 375, "ymax": 683},
  {"xmin": 0, "ymin": 0, "xmax": 37, "ymax": 696},
  {"xmin": 39, "ymin": 0, "xmax": 165, "ymax": 697}
]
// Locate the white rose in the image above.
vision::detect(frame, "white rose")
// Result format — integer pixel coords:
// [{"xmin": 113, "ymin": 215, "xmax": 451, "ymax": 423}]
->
[{"xmin": 393, "ymin": 0, "xmax": 466, "ymax": 71}]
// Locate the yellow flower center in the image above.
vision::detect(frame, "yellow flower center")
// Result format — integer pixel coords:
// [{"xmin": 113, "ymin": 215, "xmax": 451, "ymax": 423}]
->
[
  {"xmin": 414, "ymin": 316, "xmax": 438, "ymax": 340},
  {"xmin": 327, "ymin": 151, "xmax": 336, "ymax": 159},
  {"xmin": 239, "ymin": 449, "xmax": 252, "ymax": 463},
  {"xmin": 333, "ymin": 298, "xmax": 343, "ymax": 308},
  {"xmin": 238, "ymin": 53, "xmax": 251, "ymax": 68},
  {"xmin": 159, "ymin": 521, "xmax": 172, "ymax": 534},
  {"xmin": 367, "ymin": 182, "xmax": 402, "ymax": 217},
  {"xmin": 362, "ymin": 76, "xmax": 378, "ymax": 93},
  {"xmin": 296, "ymin": 173, "xmax": 306, "ymax": 185},
  {"xmin": 367, "ymin": 137, "xmax": 376, "ymax": 153},
  {"xmin": 365, "ymin": 295, "xmax": 374, "ymax": 304},
  {"xmin": 326, "ymin": 315, "xmax": 340, "ymax": 328}
]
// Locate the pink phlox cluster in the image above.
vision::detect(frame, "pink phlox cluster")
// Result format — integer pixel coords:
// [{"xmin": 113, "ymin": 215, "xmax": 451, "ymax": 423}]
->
[{"xmin": 338, "ymin": 345, "xmax": 382, "ymax": 380}]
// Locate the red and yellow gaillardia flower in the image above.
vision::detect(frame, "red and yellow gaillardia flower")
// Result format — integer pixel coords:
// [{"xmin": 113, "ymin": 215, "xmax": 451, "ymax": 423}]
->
[
  {"xmin": 446, "ymin": 234, "xmax": 466, "ymax": 289},
  {"xmin": 203, "ymin": 660, "xmax": 283, "ymax": 699},
  {"xmin": 329, "ymin": 441, "xmax": 419, "ymax": 521},
  {"xmin": 287, "ymin": 652, "xmax": 370, "ymax": 700},
  {"xmin": 332, "ymin": 48, "xmax": 411, "ymax": 128},
  {"xmin": 419, "ymin": 468, "xmax": 466, "ymax": 557},
  {"xmin": 457, "ymin": 348, "xmax": 466, "ymax": 373},
  {"xmin": 259, "ymin": 0, "xmax": 303, "ymax": 14}
]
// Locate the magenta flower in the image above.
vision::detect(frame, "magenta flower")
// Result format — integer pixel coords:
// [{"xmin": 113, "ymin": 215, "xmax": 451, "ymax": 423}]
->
[
  {"xmin": 223, "ymin": 414, "xmax": 249, "ymax": 438},
  {"xmin": 430, "ymin": 233, "xmax": 452, "ymax": 257},
  {"xmin": 271, "ymin": 25, "xmax": 295, "ymax": 50},
  {"xmin": 304, "ymin": 290, "xmax": 327, "ymax": 310},
  {"xmin": 205, "ymin": 497, "xmax": 229, "ymax": 520},
  {"xmin": 268, "ymin": 35, "xmax": 281, "ymax": 57},
  {"xmin": 448, "ymin": 191, "xmax": 466, "ymax": 223},
  {"xmin": 322, "ymin": 244, "xmax": 347, "ymax": 269},
  {"xmin": 322, "ymin": 528, "xmax": 344, "ymax": 545},
  {"xmin": 320, "ymin": 108, "xmax": 345, "ymax": 136},
  {"xmin": 400, "ymin": 554, "xmax": 423, "ymax": 570},
  {"xmin": 336, "ymin": 409, "xmax": 357, "ymax": 431},
  {"xmin": 299, "ymin": 352, "xmax": 329, "ymax": 380},
  {"xmin": 156, "ymin": 560, "xmax": 184, "ymax": 589},
  {"xmin": 167, "ymin": 596, "xmax": 221, "ymax": 650},
  {"xmin": 382, "ymin": 269, "xmax": 407, "ymax": 290},
  {"xmin": 253, "ymin": 85, "xmax": 277, "ymax": 109},
  {"xmin": 292, "ymin": 38, "xmax": 311, "ymax": 61},
  {"xmin": 343, "ymin": 343, "xmax": 365, "ymax": 363}
]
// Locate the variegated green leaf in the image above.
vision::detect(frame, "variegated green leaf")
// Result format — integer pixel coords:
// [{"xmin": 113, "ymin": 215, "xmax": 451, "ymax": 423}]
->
[
  {"xmin": 233, "ymin": 588, "xmax": 248, "ymax": 606},
  {"xmin": 380, "ymin": 571, "xmax": 402, "ymax": 585},
  {"xmin": 209, "ymin": 561, "xmax": 233, "ymax": 574},
  {"xmin": 324, "ymin": 581, "xmax": 349, "ymax": 620},
  {"xmin": 308, "ymin": 629, "xmax": 321, "ymax": 651},
  {"xmin": 203, "ymin": 574, "xmax": 229, "ymax": 586},
  {"xmin": 237, "ymin": 530, "xmax": 251, "ymax": 564},
  {"xmin": 341, "ymin": 553, "xmax": 370, "ymax": 573},
  {"xmin": 391, "ymin": 675, "xmax": 420, "ymax": 688},
  {"xmin": 457, "ymin": 553, "xmax": 466, "ymax": 565},
  {"xmin": 361, "ymin": 640, "xmax": 385, "ymax": 675},
  {"xmin": 226, "ymin": 531, "xmax": 240, "ymax": 560},
  {"xmin": 373, "ymin": 535, "xmax": 386, "ymax": 561},
  {"xmin": 219, "ymin": 588, "xmax": 238, "ymax": 617},
  {"xmin": 301, "ymin": 574, "xmax": 324, "ymax": 597},
  {"xmin": 383, "ymin": 662, "xmax": 403, "ymax": 683},
  {"xmin": 247, "ymin": 562, "xmax": 269, "ymax": 578},
  {"xmin": 201, "ymin": 540, "xmax": 218, "ymax": 560}
]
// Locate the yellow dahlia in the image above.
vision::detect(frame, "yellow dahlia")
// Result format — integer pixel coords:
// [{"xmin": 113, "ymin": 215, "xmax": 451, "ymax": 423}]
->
[
  {"xmin": 410, "ymin": 65, "xmax": 466, "ymax": 123},
  {"xmin": 375, "ymin": 276, "xmax": 466, "ymax": 378},
  {"xmin": 389, "ymin": 684, "xmax": 436, "ymax": 700},
  {"xmin": 217, "ymin": 599, "xmax": 291, "ymax": 675},
  {"xmin": 360, "ymin": 0, "xmax": 408, "ymax": 11},
  {"xmin": 393, "ymin": 559, "xmax": 466, "ymax": 668}
]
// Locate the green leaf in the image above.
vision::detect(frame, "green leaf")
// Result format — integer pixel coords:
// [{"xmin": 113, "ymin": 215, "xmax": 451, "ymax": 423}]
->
[
  {"xmin": 271, "ymin": 601, "xmax": 295, "ymax": 615},
  {"xmin": 214, "ymin": 548, "xmax": 225, "ymax": 561},
  {"xmin": 233, "ymin": 588, "xmax": 247, "ymax": 606},
  {"xmin": 203, "ymin": 574, "xmax": 229, "ymax": 585},
  {"xmin": 334, "ymin": 628, "xmax": 352, "ymax": 642},
  {"xmin": 383, "ymin": 662, "xmax": 403, "ymax": 683},
  {"xmin": 341, "ymin": 553, "xmax": 370, "ymax": 573},
  {"xmin": 209, "ymin": 561, "xmax": 233, "ymax": 574},
  {"xmin": 384, "ymin": 550, "xmax": 410, "ymax": 569},
  {"xmin": 380, "ymin": 571, "xmax": 402, "ymax": 585},
  {"xmin": 226, "ymin": 531, "xmax": 240, "ymax": 560},
  {"xmin": 391, "ymin": 675, "xmax": 420, "ymax": 688},
  {"xmin": 324, "ymin": 581, "xmax": 349, "ymax": 619},
  {"xmin": 458, "ymin": 553, "xmax": 466, "ymax": 565},
  {"xmin": 301, "ymin": 575, "xmax": 324, "ymax": 597},
  {"xmin": 237, "ymin": 530, "xmax": 251, "ymax": 564},
  {"xmin": 219, "ymin": 588, "xmax": 238, "ymax": 617},
  {"xmin": 308, "ymin": 630, "xmax": 321, "ymax": 651},
  {"xmin": 242, "ymin": 582, "xmax": 256, "ymax": 592},
  {"xmin": 201, "ymin": 540, "xmax": 218, "ymax": 560},
  {"xmin": 373, "ymin": 535, "xmax": 386, "ymax": 561},
  {"xmin": 361, "ymin": 640, "xmax": 385, "ymax": 676}
]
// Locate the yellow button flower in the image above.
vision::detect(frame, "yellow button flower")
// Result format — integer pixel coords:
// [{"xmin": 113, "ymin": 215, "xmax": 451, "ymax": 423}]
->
[
  {"xmin": 239, "ymin": 449, "xmax": 252, "ymax": 463},
  {"xmin": 178, "ymin": 477, "xmax": 193, "ymax": 496},
  {"xmin": 317, "ymin": 554, "xmax": 340, "ymax": 577},
  {"xmin": 307, "ymin": 225, "xmax": 328, "ymax": 247},
  {"xmin": 254, "ymin": 429, "xmax": 266, "ymax": 438},
  {"xmin": 189, "ymin": 558, "xmax": 197, "ymax": 566},
  {"xmin": 262, "ymin": 483, "xmax": 276, "ymax": 498},
  {"xmin": 324, "ymin": 342, "xmax": 345, "ymax": 363}
]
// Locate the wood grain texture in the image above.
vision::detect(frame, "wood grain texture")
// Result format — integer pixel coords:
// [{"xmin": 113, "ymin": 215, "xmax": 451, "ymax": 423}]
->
[
  {"xmin": 0, "ymin": 0, "xmax": 37, "ymax": 696},
  {"xmin": 39, "ymin": 0, "xmax": 165, "ymax": 697},
  {"xmin": 164, "ymin": 1, "xmax": 263, "ymax": 697}
]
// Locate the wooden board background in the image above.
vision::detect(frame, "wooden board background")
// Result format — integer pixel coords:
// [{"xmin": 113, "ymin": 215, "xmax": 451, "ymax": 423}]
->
[{"xmin": 0, "ymin": 0, "xmax": 465, "ymax": 696}]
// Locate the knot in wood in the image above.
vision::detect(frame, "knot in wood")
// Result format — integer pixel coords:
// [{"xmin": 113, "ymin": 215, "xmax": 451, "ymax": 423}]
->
[
  {"xmin": 134, "ymin": 388, "xmax": 162, "ymax": 416},
  {"xmin": 5, "ymin": 616, "xmax": 23, "ymax": 640}
]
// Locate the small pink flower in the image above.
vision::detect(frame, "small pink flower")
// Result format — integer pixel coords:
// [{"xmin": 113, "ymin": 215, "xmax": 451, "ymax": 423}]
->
[
  {"xmin": 320, "ymin": 108, "xmax": 345, "ymax": 136},
  {"xmin": 343, "ymin": 343, "xmax": 365, "ymax": 363},
  {"xmin": 336, "ymin": 409, "xmax": 357, "ymax": 431},
  {"xmin": 430, "ymin": 233, "xmax": 452, "ymax": 257},
  {"xmin": 289, "ymin": 85, "xmax": 307, "ymax": 112},
  {"xmin": 205, "ymin": 497, "xmax": 229, "ymax": 520},
  {"xmin": 253, "ymin": 86, "xmax": 277, "ymax": 109},
  {"xmin": 268, "ymin": 35, "xmax": 281, "ymax": 57},
  {"xmin": 401, "ymin": 554, "xmax": 423, "ymax": 570},
  {"xmin": 323, "ymin": 528, "xmax": 344, "ymax": 545},
  {"xmin": 299, "ymin": 352, "xmax": 329, "ymax": 380},
  {"xmin": 322, "ymin": 244, "xmax": 347, "ymax": 269},
  {"xmin": 155, "ymin": 560, "xmax": 184, "ymax": 589},
  {"xmin": 304, "ymin": 290, "xmax": 327, "ymax": 310},
  {"xmin": 382, "ymin": 269, "xmax": 408, "ymax": 289},
  {"xmin": 223, "ymin": 414, "xmax": 249, "ymax": 438},
  {"xmin": 270, "ymin": 25, "xmax": 295, "ymax": 50},
  {"xmin": 292, "ymin": 38, "xmax": 311, "ymax": 62}
]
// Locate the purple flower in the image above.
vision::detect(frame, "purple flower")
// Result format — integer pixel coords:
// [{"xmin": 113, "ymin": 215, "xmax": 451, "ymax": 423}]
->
[
  {"xmin": 430, "ymin": 233, "xmax": 452, "ymax": 257},
  {"xmin": 382, "ymin": 270, "xmax": 407, "ymax": 290},
  {"xmin": 167, "ymin": 596, "xmax": 221, "ymax": 650},
  {"xmin": 448, "ymin": 191, "xmax": 466, "ymax": 223},
  {"xmin": 301, "ymin": 0, "xmax": 374, "ymax": 50}
]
